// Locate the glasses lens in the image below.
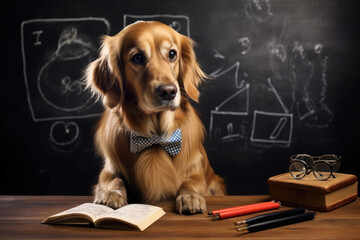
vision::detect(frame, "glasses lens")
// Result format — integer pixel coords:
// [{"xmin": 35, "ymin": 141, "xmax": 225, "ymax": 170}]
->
[
  {"xmin": 290, "ymin": 161, "xmax": 307, "ymax": 179},
  {"xmin": 319, "ymin": 154, "xmax": 341, "ymax": 171},
  {"xmin": 332, "ymin": 160, "xmax": 341, "ymax": 172},
  {"xmin": 313, "ymin": 162, "xmax": 332, "ymax": 180},
  {"xmin": 294, "ymin": 154, "xmax": 313, "ymax": 167}
]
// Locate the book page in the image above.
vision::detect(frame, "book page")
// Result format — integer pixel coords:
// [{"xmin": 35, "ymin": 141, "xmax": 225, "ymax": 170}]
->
[
  {"xmin": 49, "ymin": 203, "xmax": 114, "ymax": 221},
  {"xmin": 95, "ymin": 204, "xmax": 164, "ymax": 228}
]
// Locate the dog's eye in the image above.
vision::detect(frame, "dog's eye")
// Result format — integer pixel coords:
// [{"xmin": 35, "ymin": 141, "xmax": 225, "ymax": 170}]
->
[
  {"xmin": 131, "ymin": 53, "xmax": 145, "ymax": 65},
  {"xmin": 169, "ymin": 50, "xmax": 177, "ymax": 61}
]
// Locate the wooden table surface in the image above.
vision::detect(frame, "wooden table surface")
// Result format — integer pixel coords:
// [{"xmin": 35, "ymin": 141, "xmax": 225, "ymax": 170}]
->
[{"xmin": 0, "ymin": 195, "xmax": 359, "ymax": 239}]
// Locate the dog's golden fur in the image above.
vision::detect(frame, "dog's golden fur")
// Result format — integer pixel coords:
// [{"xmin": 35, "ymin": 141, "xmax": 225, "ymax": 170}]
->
[{"xmin": 86, "ymin": 21, "xmax": 226, "ymax": 214}]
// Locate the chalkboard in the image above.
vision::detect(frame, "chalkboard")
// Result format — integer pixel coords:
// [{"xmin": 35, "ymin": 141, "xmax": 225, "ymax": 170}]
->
[{"xmin": 1, "ymin": 0, "xmax": 359, "ymax": 195}]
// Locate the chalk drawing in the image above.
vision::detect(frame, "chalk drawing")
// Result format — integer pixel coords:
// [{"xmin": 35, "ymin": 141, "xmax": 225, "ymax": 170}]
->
[
  {"xmin": 21, "ymin": 18, "xmax": 110, "ymax": 153},
  {"xmin": 250, "ymin": 78, "xmax": 293, "ymax": 144},
  {"xmin": 238, "ymin": 37, "xmax": 251, "ymax": 55},
  {"xmin": 209, "ymin": 85, "xmax": 249, "ymax": 141},
  {"xmin": 268, "ymin": 40, "xmax": 287, "ymax": 63},
  {"xmin": 123, "ymin": 14, "xmax": 190, "ymax": 37},
  {"xmin": 289, "ymin": 41, "xmax": 333, "ymax": 128},
  {"xmin": 267, "ymin": 78, "xmax": 289, "ymax": 113},
  {"xmin": 270, "ymin": 116, "xmax": 288, "ymax": 140},
  {"xmin": 210, "ymin": 62, "xmax": 248, "ymax": 89},
  {"xmin": 32, "ymin": 30, "xmax": 43, "ymax": 46},
  {"xmin": 21, "ymin": 18, "xmax": 110, "ymax": 122},
  {"xmin": 208, "ymin": 40, "xmax": 333, "ymax": 150},
  {"xmin": 204, "ymin": 3, "xmax": 334, "ymax": 152},
  {"xmin": 49, "ymin": 121, "xmax": 80, "ymax": 146},
  {"xmin": 37, "ymin": 27, "xmax": 96, "ymax": 112},
  {"xmin": 213, "ymin": 84, "xmax": 250, "ymax": 114},
  {"xmin": 250, "ymin": 110, "xmax": 293, "ymax": 144},
  {"xmin": 209, "ymin": 61, "xmax": 250, "ymax": 142},
  {"xmin": 292, "ymin": 41, "xmax": 307, "ymax": 60},
  {"xmin": 61, "ymin": 76, "xmax": 83, "ymax": 95},
  {"xmin": 213, "ymin": 49, "xmax": 226, "ymax": 59},
  {"xmin": 245, "ymin": 0, "xmax": 273, "ymax": 23},
  {"xmin": 169, "ymin": 21, "xmax": 182, "ymax": 32},
  {"xmin": 314, "ymin": 44, "xmax": 323, "ymax": 54},
  {"xmin": 268, "ymin": 39, "xmax": 333, "ymax": 129}
]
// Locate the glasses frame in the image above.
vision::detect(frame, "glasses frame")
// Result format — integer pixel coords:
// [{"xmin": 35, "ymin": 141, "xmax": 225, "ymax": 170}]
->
[{"xmin": 289, "ymin": 154, "xmax": 341, "ymax": 181}]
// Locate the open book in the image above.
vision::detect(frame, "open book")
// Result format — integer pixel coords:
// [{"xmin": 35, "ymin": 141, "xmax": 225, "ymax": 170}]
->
[{"xmin": 42, "ymin": 203, "xmax": 166, "ymax": 231}]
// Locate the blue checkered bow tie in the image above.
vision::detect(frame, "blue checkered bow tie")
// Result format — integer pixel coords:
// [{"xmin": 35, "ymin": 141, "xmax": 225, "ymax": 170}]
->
[{"xmin": 130, "ymin": 129, "xmax": 182, "ymax": 156}]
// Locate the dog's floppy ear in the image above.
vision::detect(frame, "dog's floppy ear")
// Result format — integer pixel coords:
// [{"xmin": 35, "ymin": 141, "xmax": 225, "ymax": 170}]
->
[
  {"xmin": 86, "ymin": 36, "xmax": 124, "ymax": 108},
  {"xmin": 179, "ymin": 35, "xmax": 207, "ymax": 102}
]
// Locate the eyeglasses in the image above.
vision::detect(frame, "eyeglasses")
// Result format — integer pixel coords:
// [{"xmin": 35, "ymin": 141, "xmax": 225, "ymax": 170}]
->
[{"xmin": 289, "ymin": 154, "xmax": 341, "ymax": 181}]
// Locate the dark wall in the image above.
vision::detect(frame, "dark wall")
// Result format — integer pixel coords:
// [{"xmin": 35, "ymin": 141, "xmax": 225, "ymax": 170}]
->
[{"xmin": 1, "ymin": 0, "xmax": 359, "ymax": 195}]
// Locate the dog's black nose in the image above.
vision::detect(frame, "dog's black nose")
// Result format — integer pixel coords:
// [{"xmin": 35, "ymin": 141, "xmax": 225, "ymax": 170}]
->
[{"xmin": 155, "ymin": 83, "xmax": 178, "ymax": 101}]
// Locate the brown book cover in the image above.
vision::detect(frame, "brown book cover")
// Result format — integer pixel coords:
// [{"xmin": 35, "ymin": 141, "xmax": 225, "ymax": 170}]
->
[{"xmin": 268, "ymin": 172, "xmax": 358, "ymax": 211}]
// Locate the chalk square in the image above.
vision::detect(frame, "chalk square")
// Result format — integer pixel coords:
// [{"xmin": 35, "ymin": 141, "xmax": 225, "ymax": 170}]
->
[
  {"xmin": 250, "ymin": 110, "xmax": 293, "ymax": 144},
  {"xmin": 210, "ymin": 112, "xmax": 246, "ymax": 141}
]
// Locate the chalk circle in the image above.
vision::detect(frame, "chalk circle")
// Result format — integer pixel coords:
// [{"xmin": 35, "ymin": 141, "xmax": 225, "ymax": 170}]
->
[
  {"xmin": 49, "ymin": 121, "xmax": 80, "ymax": 146},
  {"xmin": 37, "ymin": 28, "xmax": 96, "ymax": 112}
]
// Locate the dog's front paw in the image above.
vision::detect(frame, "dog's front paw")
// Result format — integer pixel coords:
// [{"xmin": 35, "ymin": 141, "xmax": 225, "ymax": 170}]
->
[
  {"xmin": 176, "ymin": 191, "xmax": 206, "ymax": 214},
  {"xmin": 94, "ymin": 186, "xmax": 127, "ymax": 209}
]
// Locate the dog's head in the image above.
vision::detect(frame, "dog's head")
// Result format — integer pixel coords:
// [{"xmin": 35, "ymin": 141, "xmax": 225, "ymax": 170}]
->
[{"xmin": 86, "ymin": 21, "xmax": 206, "ymax": 113}]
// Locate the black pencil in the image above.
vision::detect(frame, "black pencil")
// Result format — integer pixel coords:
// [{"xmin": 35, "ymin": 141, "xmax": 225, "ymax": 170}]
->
[
  {"xmin": 234, "ymin": 207, "xmax": 305, "ymax": 226},
  {"xmin": 236, "ymin": 212, "xmax": 316, "ymax": 234}
]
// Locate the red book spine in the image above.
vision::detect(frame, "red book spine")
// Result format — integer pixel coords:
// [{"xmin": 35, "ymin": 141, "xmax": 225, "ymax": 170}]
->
[{"xmin": 215, "ymin": 202, "xmax": 280, "ymax": 220}]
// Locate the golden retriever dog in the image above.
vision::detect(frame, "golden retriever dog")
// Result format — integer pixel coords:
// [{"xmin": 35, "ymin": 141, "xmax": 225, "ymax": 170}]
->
[{"xmin": 86, "ymin": 21, "xmax": 226, "ymax": 214}]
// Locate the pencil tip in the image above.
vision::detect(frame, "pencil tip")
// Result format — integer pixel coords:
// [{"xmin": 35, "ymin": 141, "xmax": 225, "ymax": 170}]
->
[
  {"xmin": 234, "ymin": 220, "xmax": 246, "ymax": 226},
  {"xmin": 236, "ymin": 226, "xmax": 248, "ymax": 233}
]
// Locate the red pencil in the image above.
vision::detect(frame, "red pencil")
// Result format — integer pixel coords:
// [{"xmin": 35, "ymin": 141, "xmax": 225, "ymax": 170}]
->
[
  {"xmin": 208, "ymin": 201, "xmax": 277, "ymax": 215},
  {"xmin": 212, "ymin": 201, "xmax": 281, "ymax": 220}
]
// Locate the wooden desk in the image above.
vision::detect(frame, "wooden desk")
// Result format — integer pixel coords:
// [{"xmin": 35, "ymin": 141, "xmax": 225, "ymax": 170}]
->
[{"xmin": 0, "ymin": 195, "xmax": 359, "ymax": 239}]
